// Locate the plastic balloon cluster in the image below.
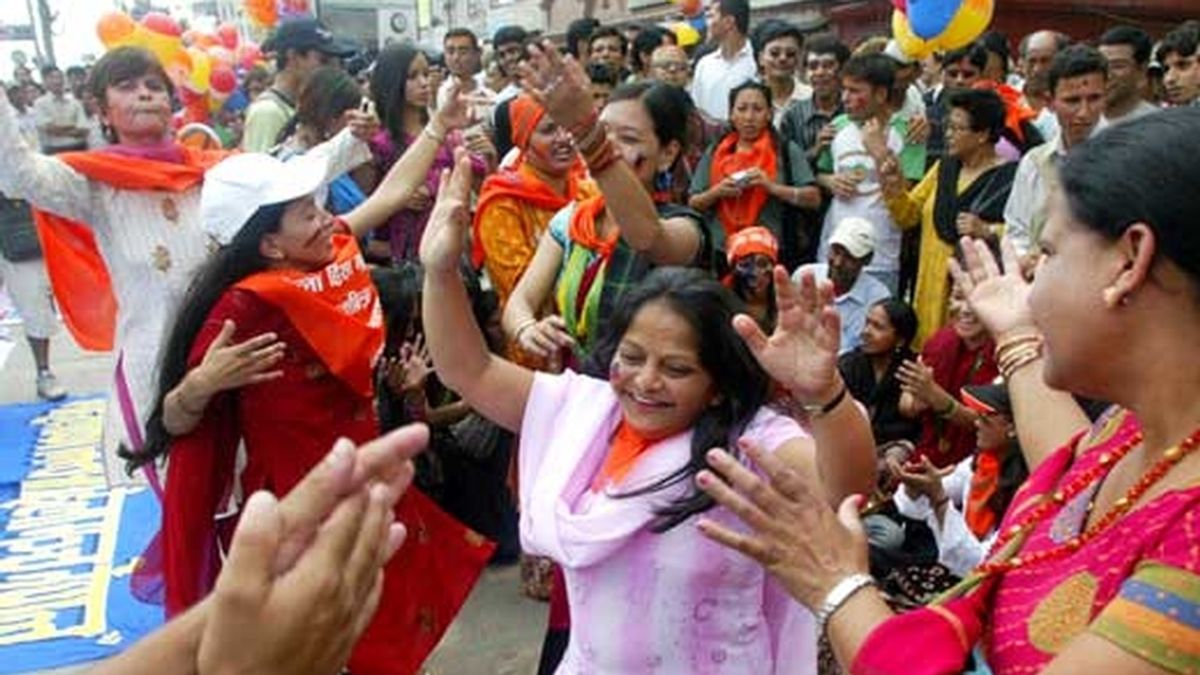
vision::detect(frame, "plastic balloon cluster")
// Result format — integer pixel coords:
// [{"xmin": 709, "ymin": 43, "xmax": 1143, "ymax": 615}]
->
[
  {"xmin": 891, "ymin": 0, "xmax": 994, "ymax": 59},
  {"xmin": 244, "ymin": 0, "xmax": 312, "ymax": 29},
  {"xmin": 96, "ymin": 11, "xmax": 266, "ymax": 128}
]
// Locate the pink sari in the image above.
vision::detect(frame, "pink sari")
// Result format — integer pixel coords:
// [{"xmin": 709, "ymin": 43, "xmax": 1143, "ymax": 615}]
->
[{"xmin": 854, "ymin": 408, "xmax": 1200, "ymax": 674}]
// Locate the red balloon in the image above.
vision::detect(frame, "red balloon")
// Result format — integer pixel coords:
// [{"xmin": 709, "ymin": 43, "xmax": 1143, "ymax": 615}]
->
[
  {"xmin": 217, "ymin": 23, "xmax": 239, "ymax": 50},
  {"xmin": 891, "ymin": 0, "xmax": 908, "ymax": 11},
  {"xmin": 209, "ymin": 65, "xmax": 237, "ymax": 96},
  {"xmin": 141, "ymin": 12, "xmax": 181, "ymax": 37},
  {"xmin": 237, "ymin": 42, "xmax": 264, "ymax": 70}
]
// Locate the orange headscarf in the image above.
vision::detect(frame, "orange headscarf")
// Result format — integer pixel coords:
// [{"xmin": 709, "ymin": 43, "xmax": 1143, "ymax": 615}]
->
[
  {"xmin": 509, "ymin": 94, "xmax": 546, "ymax": 151},
  {"xmin": 725, "ymin": 226, "xmax": 778, "ymax": 267},
  {"xmin": 973, "ymin": 80, "xmax": 1037, "ymax": 144},
  {"xmin": 30, "ymin": 146, "xmax": 229, "ymax": 351},
  {"xmin": 234, "ymin": 233, "xmax": 384, "ymax": 397},
  {"xmin": 708, "ymin": 131, "xmax": 778, "ymax": 236}
]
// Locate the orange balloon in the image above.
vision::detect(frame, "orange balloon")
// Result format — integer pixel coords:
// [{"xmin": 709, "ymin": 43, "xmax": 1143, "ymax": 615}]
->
[
  {"xmin": 244, "ymin": 0, "xmax": 278, "ymax": 28},
  {"xmin": 97, "ymin": 11, "xmax": 137, "ymax": 48}
]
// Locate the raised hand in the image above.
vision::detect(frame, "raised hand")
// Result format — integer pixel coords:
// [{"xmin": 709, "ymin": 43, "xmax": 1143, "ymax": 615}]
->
[
  {"xmin": 419, "ymin": 148, "xmax": 474, "ymax": 275},
  {"xmin": 432, "ymin": 80, "xmax": 484, "ymax": 133},
  {"xmin": 895, "ymin": 356, "xmax": 941, "ymax": 406},
  {"xmin": 734, "ymin": 267, "xmax": 843, "ymax": 406},
  {"xmin": 192, "ymin": 320, "xmax": 286, "ymax": 397},
  {"xmin": 861, "ymin": 117, "xmax": 889, "ymax": 160},
  {"xmin": 516, "ymin": 315, "xmax": 575, "ymax": 359},
  {"xmin": 518, "ymin": 39, "xmax": 596, "ymax": 132},
  {"xmin": 949, "ymin": 237, "xmax": 1036, "ymax": 341},
  {"xmin": 344, "ymin": 108, "xmax": 380, "ymax": 142},
  {"xmin": 399, "ymin": 334, "xmax": 433, "ymax": 392},
  {"xmin": 696, "ymin": 443, "xmax": 869, "ymax": 610}
]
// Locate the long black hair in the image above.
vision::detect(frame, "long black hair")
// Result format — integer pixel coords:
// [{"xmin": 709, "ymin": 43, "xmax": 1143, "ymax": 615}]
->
[
  {"xmin": 370, "ymin": 43, "xmax": 427, "ymax": 155},
  {"xmin": 126, "ymin": 202, "xmax": 289, "ymax": 472},
  {"xmin": 583, "ymin": 267, "xmax": 772, "ymax": 532},
  {"xmin": 278, "ymin": 65, "xmax": 363, "ymax": 145}
]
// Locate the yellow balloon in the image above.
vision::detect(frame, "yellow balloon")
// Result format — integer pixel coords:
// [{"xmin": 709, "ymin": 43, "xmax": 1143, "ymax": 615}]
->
[
  {"xmin": 938, "ymin": 0, "xmax": 994, "ymax": 51},
  {"xmin": 892, "ymin": 10, "xmax": 936, "ymax": 60},
  {"xmin": 142, "ymin": 30, "xmax": 183, "ymax": 67},
  {"xmin": 186, "ymin": 47, "xmax": 212, "ymax": 94}
]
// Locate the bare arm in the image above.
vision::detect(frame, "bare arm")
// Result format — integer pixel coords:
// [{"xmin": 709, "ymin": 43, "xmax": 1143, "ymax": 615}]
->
[
  {"xmin": 421, "ymin": 150, "xmax": 534, "ymax": 433},
  {"xmin": 501, "ymin": 231, "xmax": 564, "ymax": 336},
  {"xmin": 589, "ymin": 157, "xmax": 700, "ymax": 265},
  {"xmin": 0, "ymin": 93, "xmax": 92, "ymax": 222}
]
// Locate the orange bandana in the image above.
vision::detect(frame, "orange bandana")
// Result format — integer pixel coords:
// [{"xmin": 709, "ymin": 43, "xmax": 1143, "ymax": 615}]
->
[
  {"xmin": 965, "ymin": 448, "xmax": 1001, "ymax": 538},
  {"xmin": 30, "ymin": 146, "xmax": 230, "ymax": 350},
  {"xmin": 234, "ymin": 233, "xmax": 384, "ymax": 397},
  {"xmin": 709, "ymin": 131, "xmax": 778, "ymax": 236},
  {"xmin": 567, "ymin": 194, "xmax": 618, "ymax": 260}
]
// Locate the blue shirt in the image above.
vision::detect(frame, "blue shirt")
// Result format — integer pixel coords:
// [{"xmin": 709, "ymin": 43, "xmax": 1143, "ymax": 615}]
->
[{"xmin": 794, "ymin": 263, "xmax": 891, "ymax": 355}]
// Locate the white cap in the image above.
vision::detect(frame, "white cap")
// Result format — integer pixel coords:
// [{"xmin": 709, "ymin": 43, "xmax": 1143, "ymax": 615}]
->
[
  {"xmin": 883, "ymin": 39, "xmax": 916, "ymax": 66},
  {"xmin": 829, "ymin": 216, "xmax": 876, "ymax": 259},
  {"xmin": 201, "ymin": 153, "xmax": 329, "ymax": 245}
]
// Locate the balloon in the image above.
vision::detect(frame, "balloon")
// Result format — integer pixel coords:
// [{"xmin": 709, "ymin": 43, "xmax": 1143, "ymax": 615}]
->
[
  {"xmin": 664, "ymin": 21, "xmax": 701, "ymax": 48},
  {"xmin": 237, "ymin": 42, "xmax": 264, "ymax": 70},
  {"xmin": 185, "ymin": 47, "xmax": 212, "ymax": 94},
  {"xmin": 164, "ymin": 49, "xmax": 193, "ymax": 88},
  {"xmin": 938, "ymin": 0, "xmax": 994, "ymax": 50},
  {"xmin": 907, "ymin": 0, "xmax": 959, "ymax": 40},
  {"xmin": 191, "ymin": 32, "xmax": 219, "ymax": 49},
  {"xmin": 217, "ymin": 23, "xmax": 240, "ymax": 50},
  {"xmin": 671, "ymin": 0, "xmax": 702, "ymax": 17},
  {"xmin": 244, "ymin": 0, "xmax": 278, "ymax": 28},
  {"xmin": 181, "ymin": 29, "xmax": 198, "ymax": 46},
  {"xmin": 892, "ymin": 10, "xmax": 937, "ymax": 60},
  {"xmin": 141, "ymin": 12, "xmax": 181, "ymax": 38},
  {"xmin": 209, "ymin": 65, "xmax": 237, "ymax": 99},
  {"xmin": 891, "ymin": 0, "xmax": 908, "ymax": 10},
  {"xmin": 208, "ymin": 46, "xmax": 235, "ymax": 66},
  {"xmin": 279, "ymin": 0, "xmax": 312, "ymax": 19},
  {"xmin": 97, "ymin": 11, "xmax": 137, "ymax": 48}
]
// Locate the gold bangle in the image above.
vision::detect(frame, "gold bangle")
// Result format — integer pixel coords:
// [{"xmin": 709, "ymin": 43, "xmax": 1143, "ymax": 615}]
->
[
  {"xmin": 999, "ymin": 351, "xmax": 1043, "ymax": 380},
  {"xmin": 422, "ymin": 122, "xmax": 446, "ymax": 144}
]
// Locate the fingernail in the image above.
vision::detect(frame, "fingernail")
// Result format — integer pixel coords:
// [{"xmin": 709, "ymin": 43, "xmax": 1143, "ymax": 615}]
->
[
  {"xmin": 696, "ymin": 472, "xmax": 711, "ymax": 487},
  {"xmin": 326, "ymin": 438, "xmax": 353, "ymax": 468},
  {"xmin": 706, "ymin": 448, "xmax": 724, "ymax": 463}
]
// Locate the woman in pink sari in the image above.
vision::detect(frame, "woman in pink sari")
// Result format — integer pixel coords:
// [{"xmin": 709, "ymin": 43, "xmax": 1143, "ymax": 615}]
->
[{"xmin": 697, "ymin": 107, "xmax": 1200, "ymax": 674}]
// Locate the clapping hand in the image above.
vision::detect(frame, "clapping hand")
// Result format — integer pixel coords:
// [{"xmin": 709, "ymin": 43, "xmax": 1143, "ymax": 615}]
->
[
  {"xmin": 518, "ymin": 39, "xmax": 596, "ymax": 132},
  {"xmin": 191, "ymin": 320, "xmax": 285, "ymax": 398},
  {"xmin": 695, "ymin": 442, "xmax": 869, "ymax": 610},
  {"xmin": 896, "ymin": 356, "xmax": 941, "ymax": 406},
  {"xmin": 734, "ymin": 267, "xmax": 843, "ymax": 407},
  {"xmin": 888, "ymin": 454, "xmax": 952, "ymax": 503},
  {"xmin": 419, "ymin": 148, "xmax": 474, "ymax": 276},
  {"xmin": 949, "ymin": 237, "xmax": 1037, "ymax": 342}
]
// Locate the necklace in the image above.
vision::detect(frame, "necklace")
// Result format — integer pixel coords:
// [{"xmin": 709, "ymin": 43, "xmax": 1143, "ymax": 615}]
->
[{"xmin": 978, "ymin": 425, "xmax": 1200, "ymax": 574}]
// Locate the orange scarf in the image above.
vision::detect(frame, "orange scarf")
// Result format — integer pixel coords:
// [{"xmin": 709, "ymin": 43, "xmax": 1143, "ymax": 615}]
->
[
  {"xmin": 965, "ymin": 448, "xmax": 1001, "ymax": 538},
  {"xmin": 592, "ymin": 421, "xmax": 667, "ymax": 490},
  {"xmin": 471, "ymin": 162, "xmax": 587, "ymax": 267},
  {"xmin": 708, "ymin": 131, "xmax": 778, "ymax": 236},
  {"xmin": 234, "ymin": 234, "xmax": 384, "ymax": 397},
  {"xmin": 30, "ymin": 146, "xmax": 230, "ymax": 350},
  {"xmin": 567, "ymin": 194, "xmax": 618, "ymax": 259}
]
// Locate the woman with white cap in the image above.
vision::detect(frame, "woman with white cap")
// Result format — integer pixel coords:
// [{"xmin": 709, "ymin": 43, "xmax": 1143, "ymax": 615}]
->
[{"xmin": 137, "ymin": 147, "xmax": 493, "ymax": 675}]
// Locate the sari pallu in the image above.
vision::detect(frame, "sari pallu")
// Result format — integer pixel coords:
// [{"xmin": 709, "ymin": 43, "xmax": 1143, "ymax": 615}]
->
[{"xmin": 853, "ymin": 409, "xmax": 1200, "ymax": 675}]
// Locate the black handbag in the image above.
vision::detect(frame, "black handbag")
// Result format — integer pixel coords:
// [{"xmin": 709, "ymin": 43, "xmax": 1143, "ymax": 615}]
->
[{"xmin": 0, "ymin": 197, "xmax": 43, "ymax": 262}]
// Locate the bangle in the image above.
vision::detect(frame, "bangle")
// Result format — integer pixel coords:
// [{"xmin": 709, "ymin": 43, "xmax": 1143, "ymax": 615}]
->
[
  {"xmin": 513, "ymin": 317, "xmax": 537, "ymax": 342},
  {"xmin": 802, "ymin": 384, "xmax": 847, "ymax": 419},
  {"xmin": 567, "ymin": 108, "xmax": 600, "ymax": 138},
  {"xmin": 422, "ymin": 121, "xmax": 446, "ymax": 144},
  {"xmin": 816, "ymin": 573, "xmax": 876, "ymax": 636},
  {"xmin": 576, "ymin": 120, "xmax": 609, "ymax": 157},
  {"xmin": 994, "ymin": 333, "xmax": 1042, "ymax": 361},
  {"xmin": 935, "ymin": 397, "xmax": 958, "ymax": 419},
  {"xmin": 583, "ymin": 136, "xmax": 619, "ymax": 173},
  {"xmin": 999, "ymin": 348, "xmax": 1042, "ymax": 380}
]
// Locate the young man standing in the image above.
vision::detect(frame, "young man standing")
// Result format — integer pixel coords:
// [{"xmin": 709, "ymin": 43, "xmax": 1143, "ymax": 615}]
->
[
  {"xmin": 241, "ymin": 18, "xmax": 355, "ymax": 152},
  {"xmin": 816, "ymin": 54, "xmax": 926, "ymax": 294},
  {"xmin": 1157, "ymin": 21, "xmax": 1200, "ymax": 108},
  {"xmin": 587, "ymin": 26, "xmax": 629, "ymax": 81},
  {"xmin": 1004, "ymin": 45, "xmax": 1108, "ymax": 269},
  {"xmin": 690, "ymin": 0, "xmax": 756, "ymax": 120},
  {"xmin": 1098, "ymin": 26, "xmax": 1159, "ymax": 124},
  {"xmin": 779, "ymin": 34, "xmax": 851, "ymax": 166},
  {"xmin": 751, "ymin": 19, "xmax": 812, "ymax": 128},
  {"xmin": 32, "ymin": 66, "xmax": 88, "ymax": 154}
]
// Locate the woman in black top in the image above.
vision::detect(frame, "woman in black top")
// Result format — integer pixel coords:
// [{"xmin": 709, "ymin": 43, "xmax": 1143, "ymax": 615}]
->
[{"xmin": 839, "ymin": 298, "xmax": 922, "ymax": 447}]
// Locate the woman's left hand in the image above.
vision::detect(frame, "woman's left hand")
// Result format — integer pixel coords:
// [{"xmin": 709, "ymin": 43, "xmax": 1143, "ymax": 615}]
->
[
  {"xmin": 343, "ymin": 109, "xmax": 380, "ymax": 142},
  {"xmin": 955, "ymin": 212, "xmax": 990, "ymax": 239},
  {"xmin": 418, "ymin": 148, "xmax": 473, "ymax": 276},
  {"xmin": 734, "ymin": 266, "xmax": 843, "ymax": 406},
  {"xmin": 696, "ymin": 442, "xmax": 869, "ymax": 609},
  {"xmin": 518, "ymin": 39, "xmax": 596, "ymax": 133},
  {"xmin": 896, "ymin": 356, "xmax": 943, "ymax": 407}
]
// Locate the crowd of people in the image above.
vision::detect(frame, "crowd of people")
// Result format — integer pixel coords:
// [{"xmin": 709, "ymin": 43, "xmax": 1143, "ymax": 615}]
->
[{"xmin": 1, "ymin": 1, "xmax": 1199, "ymax": 673}]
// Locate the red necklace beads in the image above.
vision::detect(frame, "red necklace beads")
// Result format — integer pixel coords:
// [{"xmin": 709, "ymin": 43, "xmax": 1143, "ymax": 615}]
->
[{"xmin": 978, "ymin": 425, "xmax": 1200, "ymax": 575}]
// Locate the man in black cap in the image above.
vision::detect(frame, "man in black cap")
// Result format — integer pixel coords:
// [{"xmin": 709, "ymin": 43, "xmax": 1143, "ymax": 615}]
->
[{"xmin": 242, "ymin": 17, "xmax": 357, "ymax": 151}]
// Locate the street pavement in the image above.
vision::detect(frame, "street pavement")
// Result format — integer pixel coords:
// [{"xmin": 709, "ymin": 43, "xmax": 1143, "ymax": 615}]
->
[{"xmin": 0, "ymin": 327, "xmax": 547, "ymax": 674}]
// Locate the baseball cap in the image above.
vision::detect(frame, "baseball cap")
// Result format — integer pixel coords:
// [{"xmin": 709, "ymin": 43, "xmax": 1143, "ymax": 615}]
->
[
  {"xmin": 262, "ymin": 17, "xmax": 357, "ymax": 58},
  {"xmin": 883, "ymin": 39, "xmax": 916, "ymax": 66},
  {"xmin": 828, "ymin": 217, "xmax": 876, "ymax": 259},
  {"xmin": 961, "ymin": 383, "xmax": 1012, "ymax": 417},
  {"xmin": 201, "ymin": 153, "xmax": 329, "ymax": 245}
]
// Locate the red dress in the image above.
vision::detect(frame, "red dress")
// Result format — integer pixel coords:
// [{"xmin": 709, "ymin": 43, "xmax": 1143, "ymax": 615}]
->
[
  {"xmin": 162, "ymin": 289, "xmax": 492, "ymax": 674},
  {"xmin": 913, "ymin": 326, "xmax": 999, "ymax": 467}
]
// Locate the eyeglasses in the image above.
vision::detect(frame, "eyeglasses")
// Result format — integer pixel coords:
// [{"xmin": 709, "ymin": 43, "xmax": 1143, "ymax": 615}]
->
[{"xmin": 653, "ymin": 62, "xmax": 689, "ymax": 73}]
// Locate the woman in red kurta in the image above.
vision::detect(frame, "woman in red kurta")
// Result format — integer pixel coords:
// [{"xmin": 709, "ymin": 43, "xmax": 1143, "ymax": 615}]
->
[{"xmin": 136, "ymin": 151, "xmax": 492, "ymax": 675}]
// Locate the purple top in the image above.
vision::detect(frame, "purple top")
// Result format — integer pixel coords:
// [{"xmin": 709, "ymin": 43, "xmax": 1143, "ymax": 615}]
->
[{"xmin": 369, "ymin": 128, "xmax": 485, "ymax": 262}]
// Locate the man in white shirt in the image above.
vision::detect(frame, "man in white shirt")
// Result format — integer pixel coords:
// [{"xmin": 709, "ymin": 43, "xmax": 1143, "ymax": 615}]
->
[
  {"xmin": 1098, "ymin": 26, "xmax": 1160, "ymax": 125},
  {"xmin": 32, "ymin": 66, "xmax": 87, "ymax": 154},
  {"xmin": 690, "ymin": 0, "xmax": 757, "ymax": 120},
  {"xmin": 491, "ymin": 25, "xmax": 528, "ymax": 106},
  {"xmin": 1004, "ymin": 45, "xmax": 1108, "ymax": 268},
  {"xmin": 816, "ymin": 54, "xmax": 927, "ymax": 294},
  {"xmin": 796, "ymin": 216, "xmax": 891, "ymax": 355}
]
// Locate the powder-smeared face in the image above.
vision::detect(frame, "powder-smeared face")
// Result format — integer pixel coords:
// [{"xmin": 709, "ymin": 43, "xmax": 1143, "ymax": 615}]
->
[
  {"xmin": 610, "ymin": 301, "xmax": 717, "ymax": 439},
  {"xmin": 264, "ymin": 196, "xmax": 338, "ymax": 270}
]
